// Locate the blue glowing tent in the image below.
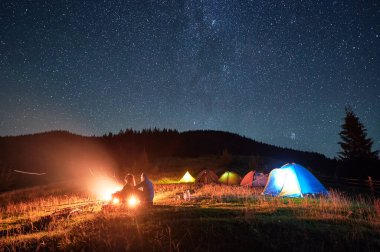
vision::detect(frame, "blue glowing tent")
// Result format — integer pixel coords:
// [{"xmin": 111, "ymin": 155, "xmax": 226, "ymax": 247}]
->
[{"xmin": 263, "ymin": 163, "xmax": 328, "ymax": 197}]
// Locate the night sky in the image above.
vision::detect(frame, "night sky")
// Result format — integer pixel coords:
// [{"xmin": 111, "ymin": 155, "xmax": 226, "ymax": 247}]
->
[{"xmin": 0, "ymin": 0, "xmax": 379, "ymax": 157}]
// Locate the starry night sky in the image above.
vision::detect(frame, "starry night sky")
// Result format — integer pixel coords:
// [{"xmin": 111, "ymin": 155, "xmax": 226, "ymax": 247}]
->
[{"xmin": 0, "ymin": 0, "xmax": 379, "ymax": 157}]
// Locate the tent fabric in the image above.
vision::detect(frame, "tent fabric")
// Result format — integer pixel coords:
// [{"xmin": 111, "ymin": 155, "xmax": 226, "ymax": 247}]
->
[
  {"xmin": 219, "ymin": 171, "xmax": 241, "ymax": 185},
  {"xmin": 195, "ymin": 170, "xmax": 219, "ymax": 184},
  {"xmin": 253, "ymin": 173, "xmax": 269, "ymax": 187},
  {"xmin": 179, "ymin": 171, "xmax": 195, "ymax": 183},
  {"xmin": 263, "ymin": 163, "xmax": 328, "ymax": 197},
  {"xmin": 240, "ymin": 171, "xmax": 255, "ymax": 187},
  {"xmin": 241, "ymin": 171, "xmax": 268, "ymax": 187}
]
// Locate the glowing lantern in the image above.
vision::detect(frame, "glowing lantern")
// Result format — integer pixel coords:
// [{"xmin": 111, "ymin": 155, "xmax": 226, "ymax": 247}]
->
[
  {"xmin": 128, "ymin": 195, "xmax": 139, "ymax": 207},
  {"xmin": 179, "ymin": 171, "xmax": 195, "ymax": 183}
]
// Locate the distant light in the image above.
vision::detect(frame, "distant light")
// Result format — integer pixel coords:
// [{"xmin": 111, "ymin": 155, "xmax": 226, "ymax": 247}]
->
[
  {"xmin": 112, "ymin": 198, "xmax": 120, "ymax": 204},
  {"xmin": 291, "ymin": 132, "xmax": 296, "ymax": 140}
]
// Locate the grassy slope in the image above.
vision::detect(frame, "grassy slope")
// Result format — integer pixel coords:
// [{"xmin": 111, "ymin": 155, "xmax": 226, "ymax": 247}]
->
[{"xmin": 1, "ymin": 184, "xmax": 380, "ymax": 251}]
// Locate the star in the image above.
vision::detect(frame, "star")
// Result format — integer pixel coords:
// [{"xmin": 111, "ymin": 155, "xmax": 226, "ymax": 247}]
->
[
  {"xmin": 290, "ymin": 132, "xmax": 296, "ymax": 141},
  {"xmin": 0, "ymin": 0, "xmax": 378, "ymax": 157}
]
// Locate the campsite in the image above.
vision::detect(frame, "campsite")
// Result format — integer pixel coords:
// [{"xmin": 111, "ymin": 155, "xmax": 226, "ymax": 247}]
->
[
  {"xmin": 1, "ymin": 0, "xmax": 380, "ymax": 251},
  {"xmin": 1, "ymin": 167, "xmax": 380, "ymax": 251},
  {"xmin": 0, "ymin": 130, "xmax": 380, "ymax": 251},
  {"xmin": 1, "ymin": 130, "xmax": 380, "ymax": 251}
]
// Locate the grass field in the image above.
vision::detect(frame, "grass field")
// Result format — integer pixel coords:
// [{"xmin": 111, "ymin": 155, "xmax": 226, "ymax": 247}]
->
[{"xmin": 1, "ymin": 181, "xmax": 380, "ymax": 251}]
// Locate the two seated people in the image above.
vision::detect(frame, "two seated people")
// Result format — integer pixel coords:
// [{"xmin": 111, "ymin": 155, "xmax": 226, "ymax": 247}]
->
[{"xmin": 112, "ymin": 173, "xmax": 154, "ymax": 206}]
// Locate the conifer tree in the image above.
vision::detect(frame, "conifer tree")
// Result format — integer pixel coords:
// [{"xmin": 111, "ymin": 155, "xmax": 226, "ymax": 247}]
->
[
  {"xmin": 338, "ymin": 107, "xmax": 378, "ymax": 161},
  {"xmin": 337, "ymin": 107, "xmax": 378, "ymax": 178}
]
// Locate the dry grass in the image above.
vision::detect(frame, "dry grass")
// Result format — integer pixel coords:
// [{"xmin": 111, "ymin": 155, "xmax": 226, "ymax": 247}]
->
[{"xmin": 1, "ymin": 182, "xmax": 380, "ymax": 251}]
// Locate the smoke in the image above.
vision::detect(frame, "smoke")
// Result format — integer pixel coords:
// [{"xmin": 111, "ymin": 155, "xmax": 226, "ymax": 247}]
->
[
  {"xmin": 55, "ymin": 136, "xmax": 124, "ymax": 199},
  {"xmin": 0, "ymin": 131, "xmax": 124, "ymax": 195}
]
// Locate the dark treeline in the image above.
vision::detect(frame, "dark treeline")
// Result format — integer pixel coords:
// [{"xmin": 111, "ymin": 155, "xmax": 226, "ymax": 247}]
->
[
  {"xmin": 1, "ymin": 127, "xmax": 379, "ymax": 193},
  {"xmin": 0, "ymin": 128, "xmax": 336, "ymax": 189},
  {"xmin": 103, "ymin": 128, "xmax": 335, "ymax": 171}
]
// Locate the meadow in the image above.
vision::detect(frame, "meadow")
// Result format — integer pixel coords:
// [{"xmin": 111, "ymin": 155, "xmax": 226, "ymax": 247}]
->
[{"xmin": 1, "ymin": 180, "xmax": 380, "ymax": 251}]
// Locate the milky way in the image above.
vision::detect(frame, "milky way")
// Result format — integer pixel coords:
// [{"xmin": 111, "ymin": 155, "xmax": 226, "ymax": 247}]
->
[{"xmin": 0, "ymin": 0, "xmax": 379, "ymax": 157}]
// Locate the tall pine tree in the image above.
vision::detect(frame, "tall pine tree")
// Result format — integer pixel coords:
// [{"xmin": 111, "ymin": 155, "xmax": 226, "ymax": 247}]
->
[{"xmin": 338, "ymin": 107, "xmax": 379, "ymax": 177}]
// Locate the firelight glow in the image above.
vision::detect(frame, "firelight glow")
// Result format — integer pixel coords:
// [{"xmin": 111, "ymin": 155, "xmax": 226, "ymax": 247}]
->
[
  {"xmin": 89, "ymin": 176, "xmax": 123, "ymax": 201},
  {"xmin": 112, "ymin": 197, "xmax": 120, "ymax": 204}
]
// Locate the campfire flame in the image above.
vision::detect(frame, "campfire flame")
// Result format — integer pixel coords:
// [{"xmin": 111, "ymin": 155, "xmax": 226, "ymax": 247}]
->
[{"xmin": 88, "ymin": 176, "xmax": 123, "ymax": 201}]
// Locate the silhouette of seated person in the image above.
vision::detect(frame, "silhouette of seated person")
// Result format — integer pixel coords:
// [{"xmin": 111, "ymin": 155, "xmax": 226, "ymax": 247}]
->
[
  {"xmin": 135, "ymin": 173, "xmax": 154, "ymax": 206},
  {"xmin": 112, "ymin": 174, "xmax": 136, "ymax": 203}
]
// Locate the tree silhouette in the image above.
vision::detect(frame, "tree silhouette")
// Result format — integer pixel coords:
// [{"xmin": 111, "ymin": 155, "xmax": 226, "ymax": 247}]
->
[
  {"xmin": 0, "ymin": 128, "xmax": 338, "ymax": 191},
  {"xmin": 338, "ymin": 107, "xmax": 379, "ymax": 177}
]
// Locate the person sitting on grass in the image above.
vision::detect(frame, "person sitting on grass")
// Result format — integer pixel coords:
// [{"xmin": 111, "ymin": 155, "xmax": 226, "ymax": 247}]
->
[
  {"xmin": 135, "ymin": 172, "xmax": 154, "ymax": 206},
  {"xmin": 112, "ymin": 174, "xmax": 136, "ymax": 203}
]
